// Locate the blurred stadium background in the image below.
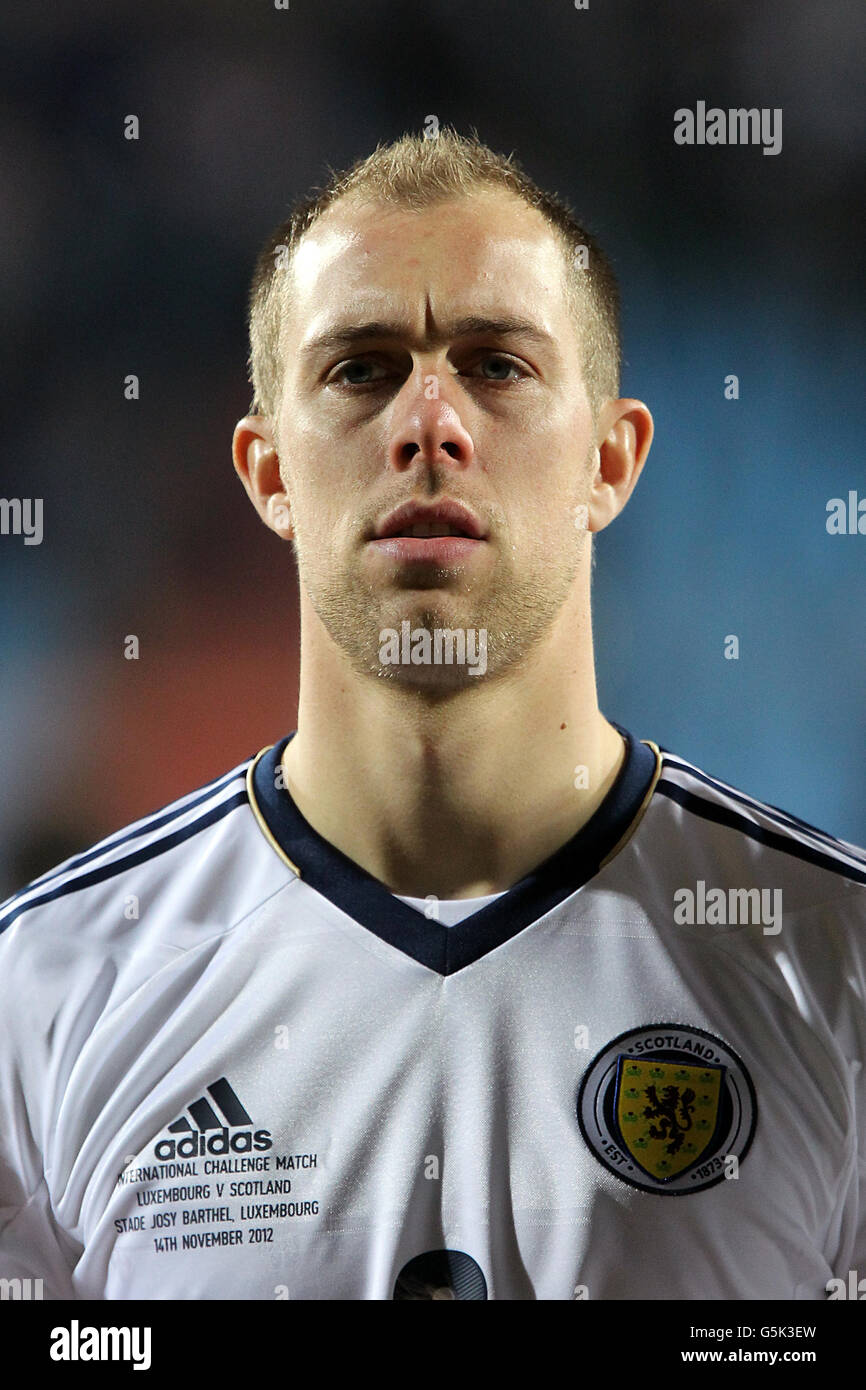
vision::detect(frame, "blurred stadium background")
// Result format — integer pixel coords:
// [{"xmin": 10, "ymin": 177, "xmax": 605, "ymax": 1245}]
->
[{"xmin": 1, "ymin": 0, "xmax": 864, "ymax": 897}]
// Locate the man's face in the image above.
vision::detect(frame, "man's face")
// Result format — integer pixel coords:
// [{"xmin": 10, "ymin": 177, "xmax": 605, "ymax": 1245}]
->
[{"xmin": 274, "ymin": 188, "xmax": 598, "ymax": 689}]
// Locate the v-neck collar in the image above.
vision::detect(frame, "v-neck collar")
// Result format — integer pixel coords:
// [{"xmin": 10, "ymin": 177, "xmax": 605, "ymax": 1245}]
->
[{"xmin": 247, "ymin": 721, "xmax": 662, "ymax": 975}]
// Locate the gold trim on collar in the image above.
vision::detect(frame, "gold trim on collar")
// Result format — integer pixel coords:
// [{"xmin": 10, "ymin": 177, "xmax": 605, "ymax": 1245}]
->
[
  {"xmin": 598, "ymin": 739, "xmax": 663, "ymax": 871},
  {"xmin": 245, "ymin": 745, "xmax": 303, "ymax": 879}
]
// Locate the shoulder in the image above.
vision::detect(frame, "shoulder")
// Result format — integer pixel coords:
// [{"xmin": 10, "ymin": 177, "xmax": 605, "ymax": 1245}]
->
[
  {"xmin": 0, "ymin": 748, "xmax": 279, "ymax": 970},
  {"xmin": 649, "ymin": 740, "xmax": 866, "ymax": 903},
  {"xmin": 0, "ymin": 747, "xmax": 296, "ymax": 1132},
  {"xmin": 639, "ymin": 743, "xmax": 866, "ymax": 1050}
]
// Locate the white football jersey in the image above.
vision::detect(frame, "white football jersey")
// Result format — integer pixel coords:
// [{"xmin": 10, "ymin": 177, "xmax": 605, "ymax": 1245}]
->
[{"xmin": 1, "ymin": 720, "xmax": 865, "ymax": 1300}]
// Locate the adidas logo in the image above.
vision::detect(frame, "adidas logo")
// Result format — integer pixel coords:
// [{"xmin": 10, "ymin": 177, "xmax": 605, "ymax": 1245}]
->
[{"xmin": 153, "ymin": 1077, "xmax": 272, "ymax": 1160}]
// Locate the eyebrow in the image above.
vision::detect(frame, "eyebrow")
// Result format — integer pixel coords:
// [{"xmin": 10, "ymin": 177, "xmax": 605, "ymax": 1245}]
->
[{"xmin": 299, "ymin": 315, "xmax": 557, "ymax": 362}]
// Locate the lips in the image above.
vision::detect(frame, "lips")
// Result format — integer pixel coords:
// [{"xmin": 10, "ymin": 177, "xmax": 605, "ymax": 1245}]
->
[{"xmin": 373, "ymin": 499, "xmax": 485, "ymax": 541}]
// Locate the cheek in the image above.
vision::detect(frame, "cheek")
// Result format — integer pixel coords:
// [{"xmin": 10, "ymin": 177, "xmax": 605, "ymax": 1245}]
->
[
  {"xmin": 283, "ymin": 460, "xmax": 369, "ymax": 565},
  {"xmin": 500, "ymin": 421, "xmax": 590, "ymax": 533},
  {"xmin": 278, "ymin": 420, "xmax": 336, "ymax": 513},
  {"xmin": 523, "ymin": 501, "xmax": 576, "ymax": 554}
]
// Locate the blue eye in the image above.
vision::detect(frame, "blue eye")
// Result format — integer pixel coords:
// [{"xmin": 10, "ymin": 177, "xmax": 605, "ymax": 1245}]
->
[
  {"xmin": 475, "ymin": 355, "xmax": 523, "ymax": 381},
  {"xmin": 332, "ymin": 359, "xmax": 388, "ymax": 385}
]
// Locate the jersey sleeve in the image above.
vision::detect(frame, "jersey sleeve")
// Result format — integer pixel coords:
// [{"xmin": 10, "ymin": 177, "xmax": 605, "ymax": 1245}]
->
[
  {"xmin": 0, "ymin": 909, "xmax": 81, "ymax": 1299},
  {"xmin": 848, "ymin": 912, "xmax": 866, "ymax": 1278},
  {"xmin": 824, "ymin": 882, "xmax": 866, "ymax": 1281},
  {"xmin": 0, "ymin": 1178, "xmax": 79, "ymax": 1299}
]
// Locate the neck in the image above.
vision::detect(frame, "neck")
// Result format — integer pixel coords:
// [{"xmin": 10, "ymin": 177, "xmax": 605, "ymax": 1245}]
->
[{"xmin": 281, "ymin": 593, "xmax": 625, "ymax": 899}]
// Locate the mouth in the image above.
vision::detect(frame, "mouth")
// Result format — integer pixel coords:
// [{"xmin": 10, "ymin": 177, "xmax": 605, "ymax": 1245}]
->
[
  {"xmin": 372, "ymin": 499, "xmax": 486, "ymax": 542},
  {"xmin": 368, "ymin": 499, "xmax": 488, "ymax": 565}
]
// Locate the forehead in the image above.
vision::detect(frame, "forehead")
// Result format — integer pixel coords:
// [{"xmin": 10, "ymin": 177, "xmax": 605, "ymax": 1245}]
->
[{"xmin": 284, "ymin": 189, "xmax": 572, "ymax": 341}]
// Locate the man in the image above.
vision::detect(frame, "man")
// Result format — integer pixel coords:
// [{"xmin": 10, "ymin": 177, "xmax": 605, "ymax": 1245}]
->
[{"xmin": 1, "ymin": 130, "xmax": 864, "ymax": 1300}]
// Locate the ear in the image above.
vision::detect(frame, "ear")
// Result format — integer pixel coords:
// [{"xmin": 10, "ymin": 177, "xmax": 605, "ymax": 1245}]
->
[
  {"xmin": 586, "ymin": 398, "xmax": 654, "ymax": 534},
  {"xmin": 231, "ymin": 415, "xmax": 294, "ymax": 540}
]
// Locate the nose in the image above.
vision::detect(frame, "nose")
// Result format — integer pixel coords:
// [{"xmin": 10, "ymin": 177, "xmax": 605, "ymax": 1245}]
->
[{"xmin": 387, "ymin": 368, "xmax": 475, "ymax": 473}]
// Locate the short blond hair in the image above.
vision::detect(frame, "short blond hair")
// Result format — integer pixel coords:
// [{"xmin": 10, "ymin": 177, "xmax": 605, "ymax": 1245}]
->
[{"xmin": 247, "ymin": 127, "xmax": 621, "ymax": 423}]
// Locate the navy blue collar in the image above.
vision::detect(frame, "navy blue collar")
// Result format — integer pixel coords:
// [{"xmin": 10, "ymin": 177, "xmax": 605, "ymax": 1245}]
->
[{"xmin": 250, "ymin": 721, "xmax": 660, "ymax": 976}]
